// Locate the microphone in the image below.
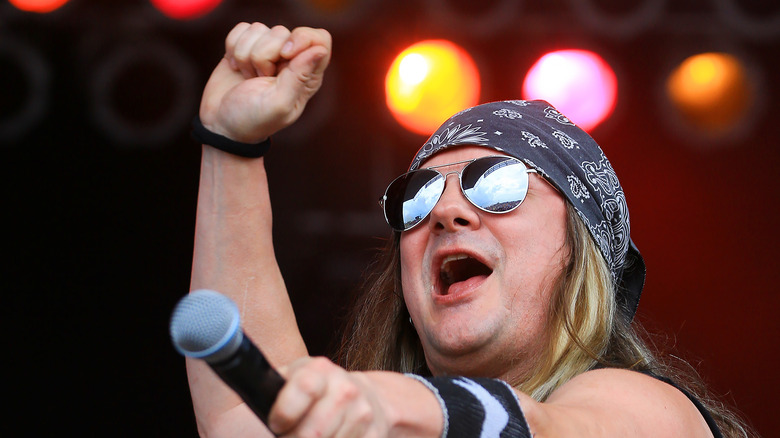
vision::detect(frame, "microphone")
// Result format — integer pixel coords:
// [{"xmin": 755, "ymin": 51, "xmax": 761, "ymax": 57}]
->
[{"xmin": 169, "ymin": 289, "xmax": 285, "ymax": 426}]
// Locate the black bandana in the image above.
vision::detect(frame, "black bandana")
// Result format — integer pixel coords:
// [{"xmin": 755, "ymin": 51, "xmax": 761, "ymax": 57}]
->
[{"xmin": 410, "ymin": 100, "xmax": 645, "ymax": 320}]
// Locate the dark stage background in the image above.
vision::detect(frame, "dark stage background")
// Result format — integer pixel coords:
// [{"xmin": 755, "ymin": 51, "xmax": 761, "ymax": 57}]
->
[{"xmin": 3, "ymin": 0, "xmax": 778, "ymax": 436}]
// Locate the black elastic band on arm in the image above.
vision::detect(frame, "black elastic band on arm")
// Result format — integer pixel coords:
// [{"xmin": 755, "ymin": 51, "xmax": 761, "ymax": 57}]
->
[{"xmin": 191, "ymin": 116, "xmax": 271, "ymax": 158}]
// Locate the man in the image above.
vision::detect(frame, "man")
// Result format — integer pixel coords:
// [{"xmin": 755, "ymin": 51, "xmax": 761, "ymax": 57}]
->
[{"xmin": 185, "ymin": 22, "xmax": 744, "ymax": 437}]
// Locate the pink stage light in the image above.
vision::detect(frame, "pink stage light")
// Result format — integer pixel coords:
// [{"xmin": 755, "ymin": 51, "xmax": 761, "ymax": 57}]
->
[
  {"xmin": 522, "ymin": 49, "xmax": 617, "ymax": 131},
  {"xmin": 149, "ymin": 0, "xmax": 223, "ymax": 20}
]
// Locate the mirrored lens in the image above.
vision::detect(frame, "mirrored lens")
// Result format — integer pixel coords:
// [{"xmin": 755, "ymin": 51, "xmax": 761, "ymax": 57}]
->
[
  {"xmin": 385, "ymin": 169, "xmax": 444, "ymax": 230},
  {"xmin": 462, "ymin": 157, "xmax": 529, "ymax": 212}
]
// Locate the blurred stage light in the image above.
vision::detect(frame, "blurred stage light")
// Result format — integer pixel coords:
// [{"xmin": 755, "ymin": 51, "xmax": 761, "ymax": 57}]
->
[
  {"xmin": 522, "ymin": 49, "xmax": 617, "ymax": 131},
  {"xmin": 385, "ymin": 40, "xmax": 480, "ymax": 136},
  {"xmin": 149, "ymin": 0, "xmax": 223, "ymax": 20},
  {"xmin": 567, "ymin": 0, "xmax": 664, "ymax": 38},
  {"xmin": 8, "ymin": 0, "xmax": 70, "ymax": 13},
  {"xmin": 0, "ymin": 38, "xmax": 49, "ymax": 142},
  {"xmin": 90, "ymin": 40, "xmax": 197, "ymax": 147},
  {"xmin": 286, "ymin": 0, "xmax": 376, "ymax": 29},
  {"xmin": 714, "ymin": 0, "xmax": 780, "ymax": 39},
  {"xmin": 666, "ymin": 52, "xmax": 754, "ymax": 137},
  {"xmin": 422, "ymin": 0, "xmax": 517, "ymax": 37}
]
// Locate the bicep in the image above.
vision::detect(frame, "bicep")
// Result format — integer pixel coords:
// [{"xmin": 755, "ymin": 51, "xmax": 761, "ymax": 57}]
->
[{"xmin": 517, "ymin": 368, "xmax": 714, "ymax": 438}]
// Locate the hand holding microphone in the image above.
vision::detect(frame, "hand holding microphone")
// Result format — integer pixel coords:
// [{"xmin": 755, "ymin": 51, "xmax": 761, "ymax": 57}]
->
[
  {"xmin": 169, "ymin": 289, "xmax": 285, "ymax": 427},
  {"xmin": 170, "ymin": 290, "xmax": 397, "ymax": 437}
]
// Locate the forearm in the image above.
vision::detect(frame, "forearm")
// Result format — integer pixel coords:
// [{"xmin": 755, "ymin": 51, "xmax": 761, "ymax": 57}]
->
[{"xmin": 188, "ymin": 145, "xmax": 307, "ymax": 433}]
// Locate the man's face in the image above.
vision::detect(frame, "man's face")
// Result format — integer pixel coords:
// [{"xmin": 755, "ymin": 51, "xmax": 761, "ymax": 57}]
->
[{"xmin": 400, "ymin": 146, "xmax": 569, "ymax": 382}]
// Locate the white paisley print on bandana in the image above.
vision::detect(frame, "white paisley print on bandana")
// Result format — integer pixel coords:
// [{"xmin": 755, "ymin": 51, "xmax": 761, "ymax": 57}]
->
[
  {"xmin": 567, "ymin": 175, "xmax": 590, "ymax": 202},
  {"xmin": 544, "ymin": 106, "xmax": 575, "ymax": 125},
  {"xmin": 506, "ymin": 100, "xmax": 531, "ymax": 106},
  {"xmin": 493, "ymin": 108, "xmax": 523, "ymax": 119},
  {"xmin": 580, "ymin": 154, "xmax": 629, "ymax": 280},
  {"xmin": 411, "ymin": 123, "xmax": 490, "ymax": 170},
  {"xmin": 521, "ymin": 131, "xmax": 548, "ymax": 148},
  {"xmin": 553, "ymin": 130, "xmax": 579, "ymax": 149}
]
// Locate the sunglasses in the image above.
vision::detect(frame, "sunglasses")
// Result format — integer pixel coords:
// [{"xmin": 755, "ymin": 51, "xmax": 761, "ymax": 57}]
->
[{"xmin": 380, "ymin": 155, "xmax": 537, "ymax": 231}]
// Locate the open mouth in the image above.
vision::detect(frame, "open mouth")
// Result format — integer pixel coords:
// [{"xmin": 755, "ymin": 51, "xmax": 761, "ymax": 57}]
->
[{"xmin": 439, "ymin": 254, "xmax": 493, "ymax": 295}]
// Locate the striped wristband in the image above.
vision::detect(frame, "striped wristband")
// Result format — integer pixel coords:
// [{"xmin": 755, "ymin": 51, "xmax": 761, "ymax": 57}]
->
[{"xmin": 407, "ymin": 375, "xmax": 531, "ymax": 438}]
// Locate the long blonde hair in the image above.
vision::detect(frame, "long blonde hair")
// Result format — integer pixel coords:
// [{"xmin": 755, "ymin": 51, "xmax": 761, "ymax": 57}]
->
[{"xmin": 336, "ymin": 203, "xmax": 755, "ymax": 437}]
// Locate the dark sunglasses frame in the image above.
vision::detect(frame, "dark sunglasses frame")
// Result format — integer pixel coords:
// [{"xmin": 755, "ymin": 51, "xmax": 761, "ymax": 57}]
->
[{"xmin": 379, "ymin": 155, "xmax": 537, "ymax": 231}]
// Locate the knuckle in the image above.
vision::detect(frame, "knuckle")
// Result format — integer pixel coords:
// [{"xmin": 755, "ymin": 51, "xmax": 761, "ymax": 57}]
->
[
  {"xmin": 248, "ymin": 22, "xmax": 269, "ymax": 32},
  {"xmin": 317, "ymin": 28, "xmax": 332, "ymax": 45},
  {"xmin": 309, "ymin": 356, "xmax": 334, "ymax": 371},
  {"xmin": 232, "ymin": 50, "xmax": 248, "ymax": 62},
  {"xmin": 338, "ymin": 381, "xmax": 360, "ymax": 402},
  {"xmin": 355, "ymin": 401, "xmax": 374, "ymax": 423},
  {"xmin": 295, "ymin": 371, "xmax": 322, "ymax": 397},
  {"xmin": 270, "ymin": 24, "xmax": 291, "ymax": 36}
]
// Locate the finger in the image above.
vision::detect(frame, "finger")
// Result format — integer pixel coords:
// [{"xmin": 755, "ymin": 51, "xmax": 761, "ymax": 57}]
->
[
  {"xmin": 224, "ymin": 22, "xmax": 252, "ymax": 70},
  {"xmin": 280, "ymin": 27, "xmax": 332, "ymax": 61},
  {"xmin": 276, "ymin": 44, "xmax": 330, "ymax": 103},
  {"xmin": 249, "ymin": 25, "xmax": 292, "ymax": 77},
  {"xmin": 225, "ymin": 22, "xmax": 252, "ymax": 54},
  {"xmin": 268, "ymin": 364, "xmax": 327, "ymax": 434},
  {"xmin": 335, "ymin": 400, "xmax": 373, "ymax": 438},
  {"xmin": 292, "ymin": 380, "xmax": 367, "ymax": 438},
  {"xmin": 231, "ymin": 22, "xmax": 271, "ymax": 78},
  {"xmin": 287, "ymin": 363, "xmax": 371, "ymax": 438}
]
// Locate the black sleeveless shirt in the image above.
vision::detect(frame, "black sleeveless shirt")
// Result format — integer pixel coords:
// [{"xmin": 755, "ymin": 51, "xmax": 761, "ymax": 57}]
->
[{"xmin": 651, "ymin": 373, "xmax": 724, "ymax": 438}]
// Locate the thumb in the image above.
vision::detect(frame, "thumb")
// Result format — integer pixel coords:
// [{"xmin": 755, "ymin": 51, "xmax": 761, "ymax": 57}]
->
[{"xmin": 277, "ymin": 45, "xmax": 330, "ymax": 100}]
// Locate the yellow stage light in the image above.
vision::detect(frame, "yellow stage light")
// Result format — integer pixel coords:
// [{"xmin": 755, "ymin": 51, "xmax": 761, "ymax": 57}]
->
[{"xmin": 386, "ymin": 40, "xmax": 480, "ymax": 136}]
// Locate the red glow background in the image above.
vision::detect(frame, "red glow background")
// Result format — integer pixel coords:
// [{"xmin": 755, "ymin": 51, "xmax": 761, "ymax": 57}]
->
[{"xmin": 3, "ymin": 0, "xmax": 777, "ymax": 435}]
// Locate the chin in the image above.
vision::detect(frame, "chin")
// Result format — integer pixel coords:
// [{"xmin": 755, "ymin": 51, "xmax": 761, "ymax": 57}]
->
[{"xmin": 422, "ymin": 324, "xmax": 502, "ymax": 367}]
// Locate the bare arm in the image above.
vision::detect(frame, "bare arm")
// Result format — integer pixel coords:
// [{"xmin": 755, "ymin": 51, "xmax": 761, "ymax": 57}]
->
[
  {"xmin": 186, "ymin": 22, "xmax": 332, "ymax": 437},
  {"xmin": 519, "ymin": 368, "xmax": 715, "ymax": 437},
  {"xmin": 266, "ymin": 363, "xmax": 714, "ymax": 438}
]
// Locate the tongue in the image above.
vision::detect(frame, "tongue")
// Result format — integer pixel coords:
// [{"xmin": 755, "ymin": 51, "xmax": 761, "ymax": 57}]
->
[{"xmin": 443, "ymin": 274, "xmax": 488, "ymax": 296}]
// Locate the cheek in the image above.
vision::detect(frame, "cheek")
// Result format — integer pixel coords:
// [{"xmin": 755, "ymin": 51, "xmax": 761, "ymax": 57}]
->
[
  {"xmin": 399, "ymin": 228, "xmax": 429, "ymax": 274},
  {"xmin": 399, "ymin": 232, "xmax": 424, "ymax": 302},
  {"xmin": 498, "ymin": 205, "xmax": 568, "ymax": 300}
]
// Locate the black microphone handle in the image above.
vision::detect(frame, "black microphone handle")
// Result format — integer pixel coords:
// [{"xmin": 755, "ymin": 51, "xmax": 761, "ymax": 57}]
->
[{"xmin": 209, "ymin": 334, "xmax": 286, "ymax": 426}]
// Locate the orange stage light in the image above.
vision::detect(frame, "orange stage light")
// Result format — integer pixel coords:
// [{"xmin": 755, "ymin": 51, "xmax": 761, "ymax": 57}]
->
[
  {"xmin": 522, "ymin": 49, "xmax": 617, "ymax": 132},
  {"xmin": 149, "ymin": 0, "xmax": 223, "ymax": 20},
  {"xmin": 385, "ymin": 40, "xmax": 480, "ymax": 136},
  {"xmin": 666, "ymin": 52, "xmax": 753, "ymax": 136},
  {"xmin": 9, "ymin": 0, "xmax": 70, "ymax": 13}
]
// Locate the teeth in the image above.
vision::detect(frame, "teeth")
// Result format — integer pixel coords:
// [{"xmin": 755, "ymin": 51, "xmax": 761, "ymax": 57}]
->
[
  {"xmin": 441, "ymin": 254, "xmax": 468, "ymax": 274},
  {"xmin": 440, "ymin": 254, "xmax": 469, "ymax": 287}
]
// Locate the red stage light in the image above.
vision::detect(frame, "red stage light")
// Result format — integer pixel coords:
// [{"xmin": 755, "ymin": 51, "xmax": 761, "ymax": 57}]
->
[
  {"xmin": 522, "ymin": 49, "xmax": 617, "ymax": 131},
  {"xmin": 149, "ymin": 0, "xmax": 223, "ymax": 20},
  {"xmin": 385, "ymin": 40, "xmax": 480, "ymax": 136},
  {"xmin": 8, "ymin": 0, "xmax": 70, "ymax": 13}
]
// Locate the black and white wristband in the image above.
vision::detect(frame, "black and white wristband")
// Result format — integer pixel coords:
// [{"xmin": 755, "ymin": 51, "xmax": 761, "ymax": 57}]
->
[
  {"xmin": 191, "ymin": 116, "xmax": 271, "ymax": 158},
  {"xmin": 407, "ymin": 374, "xmax": 531, "ymax": 438}
]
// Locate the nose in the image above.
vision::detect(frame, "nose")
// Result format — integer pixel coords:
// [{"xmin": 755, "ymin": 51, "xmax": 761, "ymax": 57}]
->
[{"xmin": 428, "ymin": 173, "xmax": 481, "ymax": 232}]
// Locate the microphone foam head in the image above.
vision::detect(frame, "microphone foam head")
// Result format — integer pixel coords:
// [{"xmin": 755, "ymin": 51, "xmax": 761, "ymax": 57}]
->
[{"xmin": 169, "ymin": 289, "xmax": 243, "ymax": 363}]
